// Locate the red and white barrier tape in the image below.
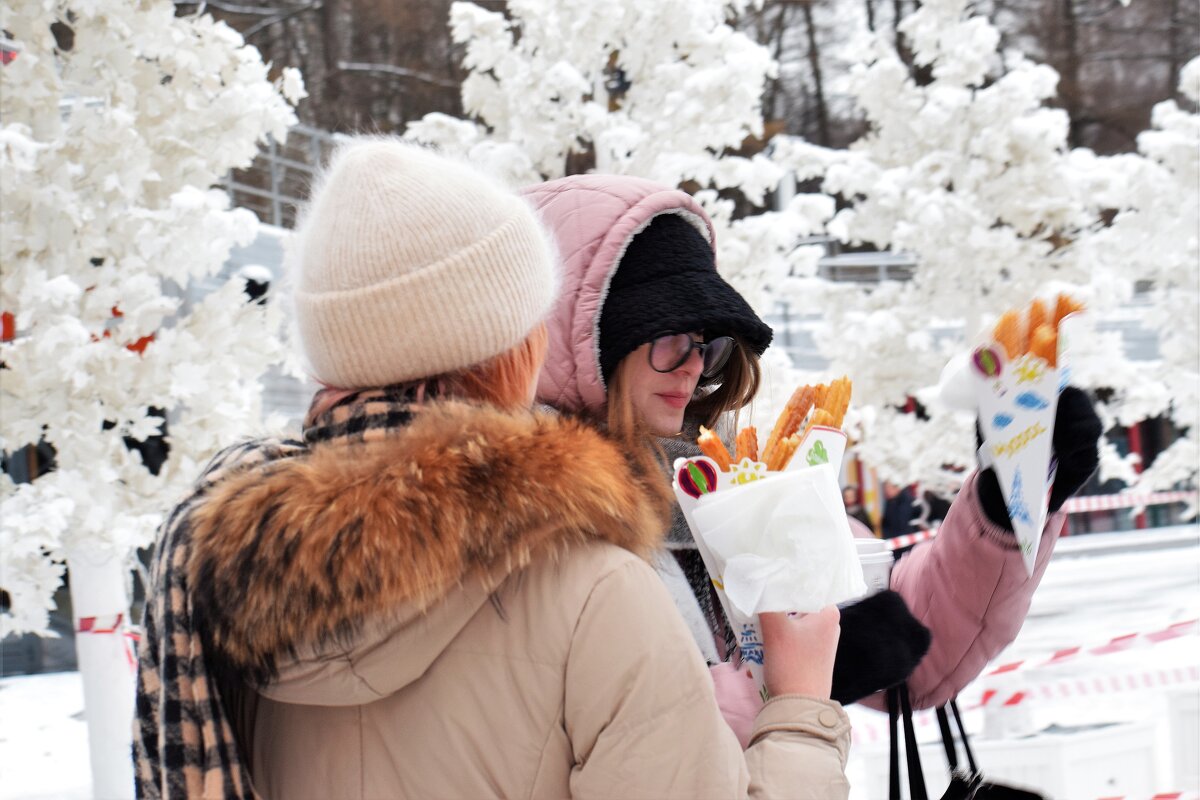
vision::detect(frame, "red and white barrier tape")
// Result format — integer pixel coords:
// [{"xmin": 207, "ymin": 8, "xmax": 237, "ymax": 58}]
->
[
  {"xmin": 884, "ymin": 528, "xmax": 939, "ymax": 550},
  {"xmin": 985, "ymin": 619, "xmax": 1198, "ymax": 678},
  {"xmin": 976, "ymin": 665, "xmax": 1200, "ymax": 708},
  {"xmin": 1062, "ymin": 490, "xmax": 1197, "ymax": 513},
  {"xmin": 882, "ymin": 490, "xmax": 1197, "ymax": 551},
  {"xmin": 76, "ymin": 612, "xmax": 141, "ymax": 674}
]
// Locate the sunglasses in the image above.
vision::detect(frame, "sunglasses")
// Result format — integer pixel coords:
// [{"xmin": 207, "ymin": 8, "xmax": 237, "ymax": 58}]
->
[{"xmin": 647, "ymin": 333, "xmax": 735, "ymax": 378}]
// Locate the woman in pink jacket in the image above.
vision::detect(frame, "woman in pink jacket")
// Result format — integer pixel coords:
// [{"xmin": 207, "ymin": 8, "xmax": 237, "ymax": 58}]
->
[{"xmin": 521, "ymin": 174, "xmax": 1102, "ymax": 728}]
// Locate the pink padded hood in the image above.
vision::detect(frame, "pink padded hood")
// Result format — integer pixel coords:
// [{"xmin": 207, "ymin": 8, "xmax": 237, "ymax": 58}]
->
[{"xmin": 520, "ymin": 175, "xmax": 715, "ymax": 415}]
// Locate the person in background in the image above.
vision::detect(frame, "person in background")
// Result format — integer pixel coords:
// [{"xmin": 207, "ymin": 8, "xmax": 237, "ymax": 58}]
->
[
  {"xmin": 842, "ymin": 485, "xmax": 874, "ymax": 530},
  {"xmin": 881, "ymin": 480, "xmax": 919, "ymax": 558},
  {"xmin": 522, "ymin": 173, "xmax": 1103, "ymax": 733},
  {"xmin": 134, "ymin": 138, "xmax": 850, "ymax": 800}
]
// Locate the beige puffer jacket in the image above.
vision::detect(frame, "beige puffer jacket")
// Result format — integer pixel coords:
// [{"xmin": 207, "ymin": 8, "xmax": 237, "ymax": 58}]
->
[{"xmin": 188, "ymin": 400, "xmax": 850, "ymax": 799}]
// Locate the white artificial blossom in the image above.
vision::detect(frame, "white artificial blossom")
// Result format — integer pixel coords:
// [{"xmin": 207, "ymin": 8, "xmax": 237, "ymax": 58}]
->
[
  {"xmin": 411, "ymin": 0, "xmax": 1193, "ymax": 500},
  {"xmin": 0, "ymin": 0, "xmax": 304, "ymax": 635},
  {"xmin": 1080, "ymin": 58, "xmax": 1200, "ymax": 493},
  {"xmin": 770, "ymin": 0, "xmax": 1174, "ymax": 490},
  {"xmin": 405, "ymin": 0, "xmax": 836, "ymax": 314}
]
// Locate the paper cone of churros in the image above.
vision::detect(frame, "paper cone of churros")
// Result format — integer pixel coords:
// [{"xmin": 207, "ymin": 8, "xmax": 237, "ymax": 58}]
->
[
  {"xmin": 971, "ymin": 293, "xmax": 1084, "ymax": 576},
  {"xmin": 672, "ymin": 377, "xmax": 866, "ymax": 698}
]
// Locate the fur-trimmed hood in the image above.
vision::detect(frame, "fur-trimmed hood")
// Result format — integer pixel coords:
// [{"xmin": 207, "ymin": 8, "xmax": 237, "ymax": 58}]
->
[{"xmin": 187, "ymin": 400, "xmax": 670, "ymax": 686}]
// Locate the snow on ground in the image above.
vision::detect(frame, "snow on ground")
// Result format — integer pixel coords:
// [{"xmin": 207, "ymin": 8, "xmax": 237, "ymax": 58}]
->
[
  {"xmin": 0, "ymin": 671, "xmax": 90, "ymax": 799},
  {"xmin": 1, "ymin": 525, "xmax": 1196, "ymax": 800}
]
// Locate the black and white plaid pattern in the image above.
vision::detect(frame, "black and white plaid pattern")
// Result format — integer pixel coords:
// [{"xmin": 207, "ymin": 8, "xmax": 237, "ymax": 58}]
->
[{"xmin": 134, "ymin": 386, "xmax": 422, "ymax": 798}]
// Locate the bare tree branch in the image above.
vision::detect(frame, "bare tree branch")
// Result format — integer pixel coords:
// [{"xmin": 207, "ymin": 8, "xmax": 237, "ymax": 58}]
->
[
  {"xmin": 243, "ymin": 2, "xmax": 322, "ymax": 38},
  {"xmin": 336, "ymin": 60, "xmax": 461, "ymax": 89},
  {"xmin": 174, "ymin": 0, "xmax": 285, "ymax": 15}
]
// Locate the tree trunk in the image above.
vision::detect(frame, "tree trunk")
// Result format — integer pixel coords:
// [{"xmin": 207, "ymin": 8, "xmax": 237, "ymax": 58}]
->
[
  {"xmin": 1061, "ymin": 0, "xmax": 1084, "ymax": 147},
  {"xmin": 68, "ymin": 548, "xmax": 136, "ymax": 800},
  {"xmin": 802, "ymin": 1, "xmax": 832, "ymax": 146}
]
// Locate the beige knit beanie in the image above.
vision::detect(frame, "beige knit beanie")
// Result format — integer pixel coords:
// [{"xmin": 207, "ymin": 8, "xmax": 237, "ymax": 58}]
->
[{"xmin": 290, "ymin": 138, "xmax": 557, "ymax": 388}]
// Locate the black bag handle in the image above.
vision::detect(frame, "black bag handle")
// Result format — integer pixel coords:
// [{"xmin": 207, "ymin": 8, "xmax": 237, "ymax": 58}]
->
[
  {"xmin": 936, "ymin": 699, "xmax": 981, "ymax": 778},
  {"xmin": 935, "ymin": 706, "xmax": 959, "ymax": 772},
  {"xmin": 900, "ymin": 686, "xmax": 929, "ymax": 800},
  {"xmin": 889, "ymin": 687, "xmax": 902, "ymax": 800},
  {"xmin": 950, "ymin": 700, "xmax": 979, "ymax": 775},
  {"xmin": 888, "ymin": 684, "xmax": 929, "ymax": 800}
]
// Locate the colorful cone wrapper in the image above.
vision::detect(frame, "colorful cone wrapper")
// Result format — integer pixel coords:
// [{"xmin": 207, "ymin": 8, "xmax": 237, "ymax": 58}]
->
[
  {"xmin": 672, "ymin": 425, "xmax": 865, "ymax": 697},
  {"xmin": 970, "ymin": 310, "xmax": 1083, "ymax": 576}
]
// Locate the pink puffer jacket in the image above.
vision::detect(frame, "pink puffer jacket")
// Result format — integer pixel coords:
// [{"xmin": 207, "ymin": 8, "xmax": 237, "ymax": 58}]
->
[{"xmin": 522, "ymin": 174, "xmax": 1065, "ymax": 723}]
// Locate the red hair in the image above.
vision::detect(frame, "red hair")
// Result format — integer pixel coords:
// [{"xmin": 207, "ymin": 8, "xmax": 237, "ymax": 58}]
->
[{"xmin": 441, "ymin": 323, "xmax": 548, "ymax": 410}]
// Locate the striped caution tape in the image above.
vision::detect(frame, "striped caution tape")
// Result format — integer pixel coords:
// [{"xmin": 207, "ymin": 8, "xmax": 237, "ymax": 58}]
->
[
  {"xmin": 985, "ymin": 619, "xmax": 1198, "ymax": 678},
  {"xmin": 882, "ymin": 489, "xmax": 1196, "ymax": 551},
  {"xmin": 76, "ymin": 612, "xmax": 140, "ymax": 674},
  {"xmin": 976, "ymin": 665, "xmax": 1200, "ymax": 708},
  {"xmin": 883, "ymin": 527, "xmax": 939, "ymax": 551},
  {"xmin": 1062, "ymin": 490, "xmax": 1197, "ymax": 513}
]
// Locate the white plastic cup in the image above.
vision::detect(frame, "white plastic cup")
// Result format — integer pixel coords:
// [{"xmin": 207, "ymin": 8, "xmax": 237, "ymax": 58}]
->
[{"xmin": 854, "ymin": 538, "xmax": 894, "ymax": 596}]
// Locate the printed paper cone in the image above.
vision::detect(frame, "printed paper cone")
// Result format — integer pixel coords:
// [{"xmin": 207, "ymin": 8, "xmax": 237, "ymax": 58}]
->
[
  {"xmin": 973, "ymin": 312, "xmax": 1080, "ymax": 575},
  {"xmin": 788, "ymin": 426, "xmax": 848, "ymax": 473},
  {"xmin": 670, "ymin": 421, "xmax": 861, "ymax": 701}
]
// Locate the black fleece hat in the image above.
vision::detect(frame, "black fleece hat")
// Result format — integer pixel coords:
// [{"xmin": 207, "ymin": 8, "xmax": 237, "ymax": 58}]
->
[{"xmin": 598, "ymin": 213, "xmax": 773, "ymax": 383}]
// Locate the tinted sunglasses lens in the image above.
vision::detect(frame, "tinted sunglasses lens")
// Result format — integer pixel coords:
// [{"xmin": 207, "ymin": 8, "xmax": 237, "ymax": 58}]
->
[
  {"xmin": 649, "ymin": 334, "xmax": 694, "ymax": 372},
  {"xmin": 701, "ymin": 336, "xmax": 734, "ymax": 377}
]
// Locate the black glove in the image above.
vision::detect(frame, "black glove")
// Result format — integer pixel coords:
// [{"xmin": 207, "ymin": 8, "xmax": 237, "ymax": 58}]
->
[
  {"xmin": 978, "ymin": 386, "xmax": 1103, "ymax": 531},
  {"xmin": 831, "ymin": 590, "xmax": 931, "ymax": 705}
]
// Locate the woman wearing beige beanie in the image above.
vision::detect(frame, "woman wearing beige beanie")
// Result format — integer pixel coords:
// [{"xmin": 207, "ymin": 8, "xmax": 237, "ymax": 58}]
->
[{"xmin": 134, "ymin": 137, "xmax": 846, "ymax": 800}]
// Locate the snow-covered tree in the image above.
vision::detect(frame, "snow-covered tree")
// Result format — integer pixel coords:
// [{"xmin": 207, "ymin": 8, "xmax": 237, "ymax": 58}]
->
[
  {"xmin": 0, "ymin": 0, "xmax": 304, "ymax": 637},
  {"xmin": 770, "ymin": 0, "xmax": 1172, "ymax": 491},
  {"xmin": 409, "ymin": 0, "xmax": 1193, "ymax": 500},
  {"xmin": 1079, "ymin": 58, "xmax": 1200, "ymax": 494},
  {"xmin": 404, "ymin": 0, "xmax": 839, "ymax": 316}
]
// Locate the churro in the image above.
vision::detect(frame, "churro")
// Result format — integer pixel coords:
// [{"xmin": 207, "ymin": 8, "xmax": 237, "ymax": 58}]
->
[
  {"xmin": 768, "ymin": 434, "xmax": 802, "ymax": 471},
  {"xmin": 993, "ymin": 310, "xmax": 1022, "ymax": 360},
  {"xmin": 824, "ymin": 376, "xmax": 852, "ymax": 428},
  {"xmin": 698, "ymin": 425, "xmax": 732, "ymax": 471},
  {"xmin": 801, "ymin": 408, "xmax": 838, "ymax": 443},
  {"xmin": 735, "ymin": 426, "xmax": 759, "ymax": 464},
  {"xmin": 1053, "ymin": 292, "xmax": 1083, "ymax": 328},
  {"xmin": 1026, "ymin": 299, "xmax": 1047, "ymax": 347},
  {"xmin": 1029, "ymin": 324, "xmax": 1057, "ymax": 367},
  {"xmin": 761, "ymin": 385, "xmax": 815, "ymax": 467}
]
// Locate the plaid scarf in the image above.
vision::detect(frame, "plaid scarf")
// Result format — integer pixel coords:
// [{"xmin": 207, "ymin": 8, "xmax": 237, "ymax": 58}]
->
[{"xmin": 133, "ymin": 385, "xmax": 420, "ymax": 799}]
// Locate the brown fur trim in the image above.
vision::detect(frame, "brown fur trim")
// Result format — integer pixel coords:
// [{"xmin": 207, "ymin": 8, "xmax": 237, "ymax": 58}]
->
[{"xmin": 187, "ymin": 401, "xmax": 671, "ymax": 681}]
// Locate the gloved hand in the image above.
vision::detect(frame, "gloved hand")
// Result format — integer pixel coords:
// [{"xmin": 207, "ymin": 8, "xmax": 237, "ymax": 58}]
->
[
  {"xmin": 831, "ymin": 590, "xmax": 931, "ymax": 705},
  {"xmin": 978, "ymin": 386, "xmax": 1103, "ymax": 531}
]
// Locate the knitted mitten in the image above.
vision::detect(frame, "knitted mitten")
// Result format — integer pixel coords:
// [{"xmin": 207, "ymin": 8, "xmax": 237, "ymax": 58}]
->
[{"xmin": 831, "ymin": 590, "xmax": 931, "ymax": 705}]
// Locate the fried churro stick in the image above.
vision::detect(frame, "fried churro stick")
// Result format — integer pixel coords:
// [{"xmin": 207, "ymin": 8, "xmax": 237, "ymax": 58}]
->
[
  {"xmin": 1053, "ymin": 293, "xmax": 1083, "ymax": 328},
  {"xmin": 768, "ymin": 434, "xmax": 802, "ymax": 471},
  {"xmin": 697, "ymin": 425, "xmax": 732, "ymax": 471},
  {"xmin": 801, "ymin": 408, "xmax": 838, "ymax": 442},
  {"xmin": 812, "ymin": 383, "xmax": 830, "ymax": 417},
  {"xmin": 1029, "ymin": 324, "xmax": 1057, "ymax": 367},
  {"xmin": 762, "ymin": 385, "xmax": 816, "ymax": 467},
  {"xmin": 823, "ymin": 376, "xmax": 853, "ymax": 428},
  {"xmin": 993, "ymin": 310, "xmax": 1023, "ymax": 360},
  {"xmin": 734, "ymin": 426, "xmax": 759, "ymax": 464},
  {"xmin": 1026, "ymin": 299, "xmax": 1047, "ymax": 352}
]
